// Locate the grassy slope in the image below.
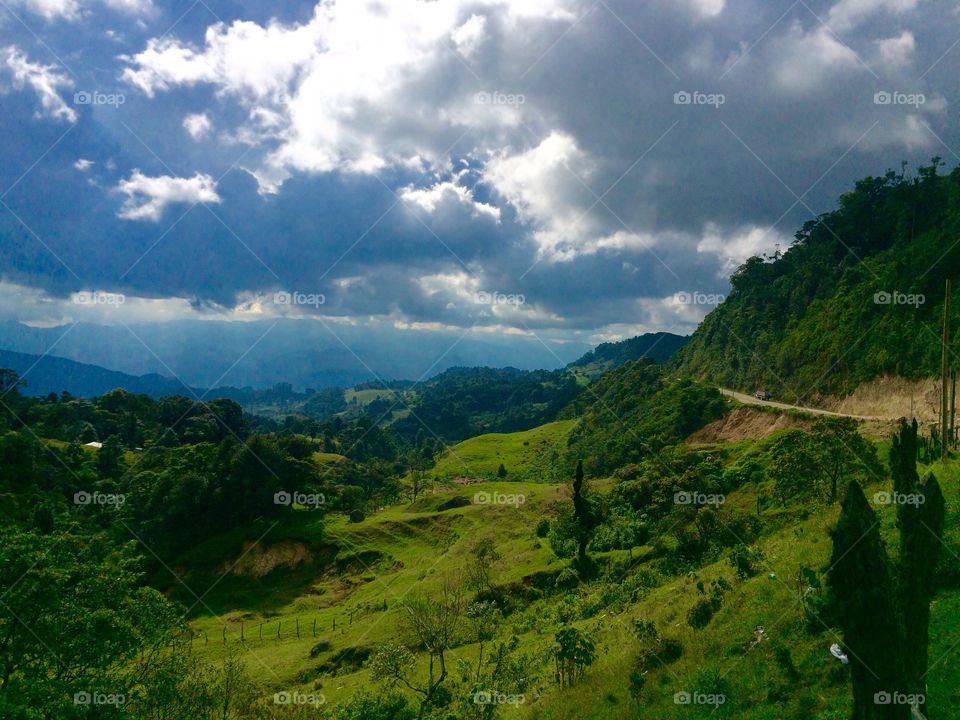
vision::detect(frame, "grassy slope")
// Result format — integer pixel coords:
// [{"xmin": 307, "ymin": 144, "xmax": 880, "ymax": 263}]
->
[
  {"xmin": 176, "ymin": 425, "xmax": 960, "ymax": 720},
  {"xmin": 429, "ymin": 420, "xmax": 575, "ymax": 481}
]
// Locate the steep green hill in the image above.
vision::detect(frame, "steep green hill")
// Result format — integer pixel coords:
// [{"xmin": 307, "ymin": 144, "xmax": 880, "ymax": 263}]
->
[
  {"xmin": 565, "ymin": 359, "xmax": 728, "ymax": 475},
  {"xmin": 429, "ymin": 420, "xmax": 575, "ymax": 482},
  {"xmin": 676, "ymin": 161, "xmax": 960, "ymax": 401},
  {"xmin": 568, "ymin": 332, "xmax": 690, "ymax": 381}
]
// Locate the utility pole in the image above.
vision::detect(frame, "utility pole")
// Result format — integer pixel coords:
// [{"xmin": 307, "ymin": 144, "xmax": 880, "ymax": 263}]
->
[
  {"xmin": 951, "ymin": 368, "xmax": 957, "ymax": 447},
  {"xmin": 942, "ymin": 278, "xmax": 952, "ymax": 460}
]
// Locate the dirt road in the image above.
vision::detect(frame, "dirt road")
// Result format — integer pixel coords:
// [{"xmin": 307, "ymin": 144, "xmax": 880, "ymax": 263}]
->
[{"xmin": 719, "ymin": 388, "xmax": 891, "ymax": 422}]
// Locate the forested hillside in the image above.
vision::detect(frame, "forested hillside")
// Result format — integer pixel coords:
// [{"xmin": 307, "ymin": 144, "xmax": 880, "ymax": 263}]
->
[
  {"xmin": 565, "ymin": 359, "xmax": 727, "ymax": 475},
  {"xmin": 567, "ymin": 332, "xmax": 690, "ymax": 381},
  {"xmin": 676, "ymin": 161, "xmax": 960, "ymax": 400}
]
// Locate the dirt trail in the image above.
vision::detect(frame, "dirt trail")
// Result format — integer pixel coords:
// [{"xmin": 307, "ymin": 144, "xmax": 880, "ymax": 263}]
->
[{"xmin": 719, "ymin": 388, "xmax": 891, "ymax": 421}]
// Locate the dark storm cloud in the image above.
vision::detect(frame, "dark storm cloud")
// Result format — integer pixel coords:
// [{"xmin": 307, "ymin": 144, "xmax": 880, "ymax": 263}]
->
[{"xmin": 0, "ymin": 0, "xmax": 955, "ymax": 339}]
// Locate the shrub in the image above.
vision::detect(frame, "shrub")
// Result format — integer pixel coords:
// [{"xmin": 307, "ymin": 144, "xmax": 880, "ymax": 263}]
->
[
  {"xmin": 335, "ymin": 690, "xmax": 415, "ymax": 720},
  {"xmin": 729, "ymin": 543, "xmax": 763, "ymax": 580}
]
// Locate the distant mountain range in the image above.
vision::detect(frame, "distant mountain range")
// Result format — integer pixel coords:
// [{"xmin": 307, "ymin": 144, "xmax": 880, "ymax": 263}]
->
[
  {"xmin": 0, "ymin": 319, "xmax": 591, "ymax": 392},
  {"xmin": 0, "ymin": 329, "xmax": 691, "ymax": 406},
  {"xmin": 0, "ymin": 349, "xmax": 195, "ymax": 398}
]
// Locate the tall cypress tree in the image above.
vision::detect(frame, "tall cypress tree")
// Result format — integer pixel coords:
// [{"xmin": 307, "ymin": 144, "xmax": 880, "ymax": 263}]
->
[
  {"xmin": 829, "ymin": 482, "xmax": 906, "ymax": 720},
  {"xmin": 891, "ymin": 420, "xmax": 946, "ymax": 716},
  {"xmin": 571, "ymin": 460, "xmax": 595, "ymax": 562}
]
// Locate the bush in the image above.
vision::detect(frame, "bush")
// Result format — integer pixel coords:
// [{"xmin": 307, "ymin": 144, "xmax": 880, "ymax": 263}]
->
[
  {"xmin": 535, "ymin": 518, "xmax": 551, "ymax": 538},
  {"xmin": 554, "ymin": 567, "xmax": 580, "ymax": 590},
  {"xmin": 335, "ymin": 691, "xmax": 415, "ymax": 720},
  {"xmin": 729, "ymin": 543, "xmax": 763, "ymax": 580},
  {"xmin": 687, "ymin": 598, "xmax": 716, "ymax": 630}
]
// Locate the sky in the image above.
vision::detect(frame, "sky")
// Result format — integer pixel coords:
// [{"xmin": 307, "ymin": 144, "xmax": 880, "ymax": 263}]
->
[{"xmin": 0, "ymin": 0, "xmax": 957, "ymax": 348}]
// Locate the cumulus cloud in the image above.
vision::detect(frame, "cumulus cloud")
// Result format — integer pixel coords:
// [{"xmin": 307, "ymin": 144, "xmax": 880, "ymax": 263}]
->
[
  {"xmin": 115, "ymin": 170, "xmax": 222, "ymax": 221},
  {"xmin": 400, "ymin": 181, "xmax": 501, "ymax": 222},
  {"xmin": 827, "ymin": 0, "xmax": 922, "ymax": 32},
  {"xmin": 74, "ymin": 158, "xmax": 94, "ymax": 171},
  {"xmin": 769, "ymin": 24, "xmax": 863, "ymax": 94},
  {"xmin": 2, "ymin": 46, "xmax": 75, "ymax": 122},
  {"xmin": 697, "ymin": 224, "xmax": 789, "ymax": 276},
  {"xmin": 183, "ymin": 112, "xmax": 212, "ymax": 139},
  {"xmin": 484, "ymin": 133, "xmax": 602, "ymax": 260},
  {"xmin": 451, "ymin": 14, "xmax": 487, "ymax": 58},
  {"xmin": 876, "ymin": 31, "xmax": 916, "ymax": 66},
  {"xmin": 120, "ymin": 0, "xmax": 575, "ymax": 192},
  {"xmin": 2, "ymin": 0, "xmax": 959, "ymax": 342},
  {"xmin": 8, "ymin": 0, "xmax": 152, "ymax": 21}
]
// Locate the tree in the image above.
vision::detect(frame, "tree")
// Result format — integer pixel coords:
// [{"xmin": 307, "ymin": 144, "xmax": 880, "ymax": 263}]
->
[
  {"xmin": 571, "ymin": 460, "xmax": 598, "ymax": 562},
  {"xmin": 96, "ymin": 434, "xmax": 126, "ymax": 477},
  {"xmin": 552, "ymin": 627, "xmax": 596, "ymax": 688},
  {"xmin": 811, "ymin": 417, "xmax": 882, "ymax": 502},
  {"xmin": 890, "ymin": 420, "xmax": 945, "ymax": 716},
  {"xmin": 464, "ymin": 601, "xmax": 500, "ymax": 683},
  {"xmin": 829, "ymin": 483, "xmax": 906, "ymax": 720},
  {"xmin": 766, "ymin": 429, "xmax": 822, "ymax": 504},
  {"xmin": 496, "ymin": 463, "xmax": 507, "ymax": 478},
  {"xmin": 0, "ymin": 368, "xmax": 21, "ymax": 395},
  {"xmin": 466, "ymin": 539, "xmax": 501, "ymax": 597},
  {"xmin": 373, "ymin": 578, "xmax": 465, "ymax": 718},
  {"xmin": 0, "ymin": 528, "xmax": 183, "ymax": 718}
]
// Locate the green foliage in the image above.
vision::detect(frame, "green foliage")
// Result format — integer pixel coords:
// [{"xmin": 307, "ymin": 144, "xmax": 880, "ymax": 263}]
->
[
  {"xmin": 333, "ymin": 691, "xmax": 415, "ymax": 720},
  {"xmin": 687, "ymin": 578, "xmax": 732, "ymax": 630},
  {"xmin": 729, "ymin": 543, "xmax": 763, "ymax": 580},
  {"xmin": 391, "ymin": 367, "xmax": 582, "ymax": 443},
  {"xmin": 0, "ymin": 527, "xmax": 182, "ymax": 718},
  {"xmin": 552, "ymin": 626, "xmax": 597, "ymax": 687},
  {"xmin": 565, "ymin": 361, "xmax": 726, "ymax": 475},
  {"xmin": 677, "ymin": 160, "xmax": 960, "ymax": 395},
  {"xmin": 567, "ymin": 332, "xmax": 689, "ymax": 381}
]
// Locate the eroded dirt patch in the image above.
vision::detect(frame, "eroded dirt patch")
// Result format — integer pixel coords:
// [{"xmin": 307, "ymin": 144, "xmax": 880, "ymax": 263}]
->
[
  {"xmin": 687, "ymin": 406, "xmax": 810, "ymax": 443},
  {"xmin": 224, "ymin": 540, "xmax": 313, "ymax": 577}
]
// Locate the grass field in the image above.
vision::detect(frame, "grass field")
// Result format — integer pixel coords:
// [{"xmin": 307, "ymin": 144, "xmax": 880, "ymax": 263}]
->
[
  {"xmin": 429, "ymin": 420, "xmax": 575, "ymax": 481},
  {"xmin": 344, "ymin": 388, "xmax": 399, "ymax": 406},
  {"xmin": 171, "ymin": 427, "xmax": 960, "ymax": 719}
]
